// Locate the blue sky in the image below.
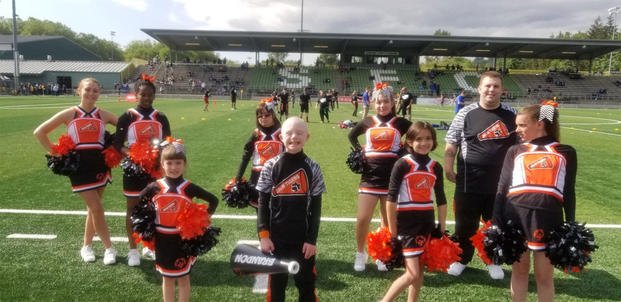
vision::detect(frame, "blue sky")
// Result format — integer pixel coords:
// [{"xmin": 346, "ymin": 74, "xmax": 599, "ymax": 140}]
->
[{"xmin": 1, "ymin": 0, "xmax": 620, "ymax": 63}]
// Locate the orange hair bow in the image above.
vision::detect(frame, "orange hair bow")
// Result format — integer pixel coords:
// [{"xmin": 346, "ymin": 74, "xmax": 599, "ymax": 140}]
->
[
  {"xmin": 141, "ymin": 73, "xmax": 156, "ymax": 83},
  {"xmin": 540, "ymin": 99, "xmax": 558, "ymax": 108}
]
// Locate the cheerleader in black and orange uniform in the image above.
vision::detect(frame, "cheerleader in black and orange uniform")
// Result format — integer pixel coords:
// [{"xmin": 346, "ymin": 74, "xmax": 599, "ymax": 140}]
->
[
  {"xmin": 34, "ymin": 78, "xmax": 119, "ymax": 265},
  {"xmin": 139, "ymin": 142, "xmax": 218, "ymax": 302},
  {"xmin": 235, "ymin": 99, "xmax": 284, "ymax": 209},
  {"xmin": 381, "ymin": 121, "xmax": 447, "ymax": 302},
  {"xmin": 114, "ymin": 76, "xmax": 171, "ymax": 266},
  {"xmin": 493, "ymin": 103, "xmax": 576, "ymax": 302},
  {"xmin": 348, "ymin": 84, "xmax": 412, "ymax": 272}
]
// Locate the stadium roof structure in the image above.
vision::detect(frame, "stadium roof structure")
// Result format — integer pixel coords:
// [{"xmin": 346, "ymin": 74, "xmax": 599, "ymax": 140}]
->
[
  {"xmin": 142, "ymin": 29, "xmax": 621, "ymax": 61},
  {"xmin": 0, "ymin": 60, "xmax": 130, "ymax": 75}
]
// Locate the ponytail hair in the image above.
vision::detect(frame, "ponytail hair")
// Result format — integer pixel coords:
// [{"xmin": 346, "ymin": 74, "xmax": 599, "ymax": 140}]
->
[{"xmin": 519, "ymin": 104, "xmax": 560, "ymax": 141}]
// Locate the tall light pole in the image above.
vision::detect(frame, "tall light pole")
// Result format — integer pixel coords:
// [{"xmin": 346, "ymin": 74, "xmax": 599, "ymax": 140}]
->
[
  {"xmin": 12, "ymin": 0, "xmax": 19, "ymax": 94},
  {"xmin": 110, "ymin": 31, "xmax": 116, "ymax": 61},
  {"xmin": 299, "ymin": 0, "xmax": 304, "ymax": 64},
  {"xmin": 608, "ymin": 6, "xmax": 620, "ymax": 75}
]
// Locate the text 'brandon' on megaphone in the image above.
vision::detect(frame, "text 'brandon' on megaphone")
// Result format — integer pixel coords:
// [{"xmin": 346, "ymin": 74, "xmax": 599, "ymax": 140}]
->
[{"xmin": 230, "ymin": 244, "xmax": 300, "ymax": 275}]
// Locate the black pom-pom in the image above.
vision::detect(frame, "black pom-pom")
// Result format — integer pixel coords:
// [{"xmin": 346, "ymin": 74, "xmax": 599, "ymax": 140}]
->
[
  {"xmin": 346, "ymin": 147, "xmax": 365, "ymax": 174},
  {"xmin": 46, "ymin": 151, "xmax": 80, "ymax": 176},
  {"xmin": 546, "ymin": 221, "xmax": 598, "ymax": 273},
  {"xmin": 131, "ymin": 196, "xmax": 156, "ymax": 242},
  {"xmin": 121, "ymin": 157, "xmax": 152, "ymax": 180},
  {"xmin": 221, "ymin": 179, "xmax": 253, "ymax": 208},
  {"xmin": 104, "ymin": 131, "xmax": 115, "ymax": 148},
  {"xmin": 181, "ymin": 226, "xmax": 221, "ymax": 257},
  {"xmin": 384, "ymin": 237, "xmax": 404, "ymax": 270},
  {"xmin": 483, "ymin": 220, "xmax": 527, "ymax": 265}
]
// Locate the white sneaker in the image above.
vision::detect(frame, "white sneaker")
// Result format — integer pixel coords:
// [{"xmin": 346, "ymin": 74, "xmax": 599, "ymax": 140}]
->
[
  {"xmin": 487, "ymin": 264, "xmax": 505, "ymax": 280},
  {"xmin": 354, "ymin": 252, "xmax": 368, "ymax": 272},
  {"xmin": 80, "ymin": 245, "xmax": 96, "ymax": 263},
  {"xmin": 447, "ymin": 262, "xmax": 466, "ymax": 276},
  {"xmin": 142, "ymin": 247, "xmax": 155, "ymax": 260},
  {"xmin": 376, "ymin": 259, "xmax": 388, "ymax": 272},
  {"xmin": 127, "ymin": 249, "xmax": 140, "ymax": 267},
  {"xmin": 103, "ymin": 247, "xmax": 117, "ymax": 265},
  {"xmin": 252, "ymin": 273, "xmax": 269, "ymax": 294}
]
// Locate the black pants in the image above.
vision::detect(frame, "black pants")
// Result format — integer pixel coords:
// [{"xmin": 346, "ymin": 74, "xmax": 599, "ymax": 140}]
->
[
  {"xmin": 453, "ymin": 191, "xmax": 495, "ymax": 264},
  {"xmin": 319, "ymin": 105, "xmax": 330, "ymax": 123},
  {"xmin": 268, "ymin": 241, "xmax": 317, "ymax": 302},
  {"xmin": 352, "ymin": 102, "xmax": 358, "ymax": 116}
]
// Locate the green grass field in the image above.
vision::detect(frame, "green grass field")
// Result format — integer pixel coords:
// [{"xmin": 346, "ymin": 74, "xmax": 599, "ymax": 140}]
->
[{"xmin": 1, "ymin": 95, "xmax": 620, "ymax": 301}]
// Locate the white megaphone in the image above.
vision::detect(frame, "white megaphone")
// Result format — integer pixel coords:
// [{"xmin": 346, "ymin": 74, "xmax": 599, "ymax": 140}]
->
[{"xmin": 230, "ymin": 243, "xmax": 300, "ymax": 275}]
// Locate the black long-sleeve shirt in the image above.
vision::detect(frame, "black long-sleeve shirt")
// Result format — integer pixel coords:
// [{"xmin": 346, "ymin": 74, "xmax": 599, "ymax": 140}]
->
[{"xmin": 255, "ymin": 152, "xmax": 325, "ymax": 245}]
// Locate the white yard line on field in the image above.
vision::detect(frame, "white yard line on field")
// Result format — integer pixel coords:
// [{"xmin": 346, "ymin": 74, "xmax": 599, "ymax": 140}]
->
[{"xmin": 1, "ymin": 208, "xmax": 621, "ymax": 229}]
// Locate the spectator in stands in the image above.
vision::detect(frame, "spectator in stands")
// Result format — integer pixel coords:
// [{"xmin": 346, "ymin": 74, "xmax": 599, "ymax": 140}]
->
[{"xmin": 231, "ymin": 87, "xmax": 237, "ymax": 110}]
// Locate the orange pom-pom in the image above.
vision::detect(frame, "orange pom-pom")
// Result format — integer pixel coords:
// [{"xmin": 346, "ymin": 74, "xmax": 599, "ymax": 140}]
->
[
  {"xmin": 374, "ymin": 82, "xmax": 383, "ymax": 90},
  {"xmin": 177, "ymin": 202, "xmax": 210, "ymax": 240},
  {"xmin": 132, "ymin": 232, "xmax": 155, "ymax": 251},
  {"xmin": 102, "ymin": 146, "xmax": 122, "ymax": 168},
  {"xmin": 51, "ymin": 134, "xmax": 76, "ymax": 156},
  {"xmin": 470, "ymin": 221, "xmax": 493, "ymax": 265},
  {"xmin": 129, "ymin": 140, "xmax": 160, "ymax": 174},
  {"xmin": 367, "ymin": 227, "xmax": 394, "ymax": 263},
  {"xmin": 421, "ymin": 235, "xmax": 463, "ymax": 272}
]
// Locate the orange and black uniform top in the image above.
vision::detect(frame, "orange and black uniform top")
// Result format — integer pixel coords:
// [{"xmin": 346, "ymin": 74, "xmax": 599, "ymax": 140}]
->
[
  {"xmin": 256, "ymin": 152, "xmax": 326, "ymax": 245},
  {"xmin": 348, "ymin": 114, "xmax": 412, "ymax": 191},
  {"xmin": 236, "ymin": 125, "xmax": 284, "ymax": 184},
  {"xmin": 141, "ymin": 176, "xmax": 219, "ymax": 225},
  {"xmin": 67, "ymin": 106, "xmax": 106, "ymax": 150},
  {"xmin": 493, "ymin": 136, "xmax": 577, "ymax": 223},
  {"xmin": 387, "ymin": 152, "xmax": 447, "ymax": 212},
  {"xmin": 113, "ymin": 106, "xmax": 171, "ymax": 151}
]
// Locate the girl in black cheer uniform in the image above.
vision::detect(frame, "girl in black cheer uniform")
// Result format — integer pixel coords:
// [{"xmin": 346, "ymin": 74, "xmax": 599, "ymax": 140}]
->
[
  {"xmin": 493, "ymin": 104, "xmax": 576, "ymax": 301},
  {"xmin": 114, "ymin": 77, "xmax": 171, "ymax": 266},
  {"xmin": 348, "ymin": 85, "xmax": 412, "ymax": 272},
  {"xmin": 34, "ymin": 78, "xmax": 119, "ymax": 265}
]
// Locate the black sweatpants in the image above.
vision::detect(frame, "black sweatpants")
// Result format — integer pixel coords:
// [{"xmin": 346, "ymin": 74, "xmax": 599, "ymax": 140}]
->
[
  {"xmin": 453, "ymin": 191, "xmax": 495, "ymax": 264},
  {"xmin": 268, "ymin": 241, "xmax": 317, "ymax": 302}
]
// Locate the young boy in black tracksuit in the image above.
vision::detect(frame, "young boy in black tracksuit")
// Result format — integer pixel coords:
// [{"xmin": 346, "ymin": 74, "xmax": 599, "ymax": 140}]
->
[{"xmin": 256, "ymin": 117, "xmax": 326, "ymax": 302}]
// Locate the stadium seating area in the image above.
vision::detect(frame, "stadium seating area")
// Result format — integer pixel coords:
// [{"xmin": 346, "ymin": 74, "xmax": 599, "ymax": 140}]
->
[{"xmin": 140, "ymin": 62, "xmax": 621, "ymax": 104}]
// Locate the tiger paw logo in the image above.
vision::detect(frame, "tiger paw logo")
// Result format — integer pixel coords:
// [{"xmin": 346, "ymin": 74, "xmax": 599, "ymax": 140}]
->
[
  {"xmin": 533, "ymin": 229, "xmax": 545, "ymax": 241},
  {"xmin": 527, "ymin": 156, "xmax": 553, "ymax": 170},
  {"xmin": 477, "ymin": 120, "xmax": 510, "ymax": 141},
  {"xmin": 415, "ymin": 235, "xmax": 427, "ymax": 247},
  {"xmin": 174, "ymin": 258, "xmax": 187, "ymax": 269},
  {"xmin": 272, "ymin": 169, "xmax": 308, "ymax": 196}
]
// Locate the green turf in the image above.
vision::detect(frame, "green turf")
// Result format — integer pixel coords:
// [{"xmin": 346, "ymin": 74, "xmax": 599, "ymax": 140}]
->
[{"xmin": 0, "ymin": 96, "xmax": 620, "ymax": 301}]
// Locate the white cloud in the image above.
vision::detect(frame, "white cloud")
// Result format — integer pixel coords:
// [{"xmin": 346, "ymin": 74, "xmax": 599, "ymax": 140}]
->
[{"xmin": 112, "ymin": 0, "xmax": 148, "ymax": 12}]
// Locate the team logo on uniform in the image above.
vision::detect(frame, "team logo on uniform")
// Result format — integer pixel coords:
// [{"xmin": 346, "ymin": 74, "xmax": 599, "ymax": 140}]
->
[
  {"xmin": 139, "ymin": 125, "xmax": 155, "ymax": 135},
  {"xmin": 415, "ymin": 235, "xmax": 426, "ymax": 247},
  {"xmin": 533, "ymin": 229, "xmax": 545, "ymax": 240},
  {"xmin": 477, "ymin": 120, "xmax": 510, "ymax": 141},
  {"xmin": 79, "ymin": 122, "xmax": 98, "ymax": 132},
  {"xmin": 161, "ymin": 200, "xmax": 180, "ymax": 213},
  {"xmin": 415, "ymin": 177, "xmax": 431, "ymax": 189},
  {"xmin": 174, "ymin": 258, "xmax": 187, "ymax": 269},
  {"xmin": 272, "ymin": 169, "xmax": 308, "ymax": 196},
  {"xmin": 527, "ymin": 156, "xmax": 553, "ymax": 170}
]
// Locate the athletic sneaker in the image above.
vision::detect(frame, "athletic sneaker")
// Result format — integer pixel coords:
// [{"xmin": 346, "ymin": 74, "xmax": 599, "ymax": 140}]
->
[
  {"xmin": 127, "ymin": 249, "xmax": 140, "ymax": 267},
  {"xmin": 142, "ymin": 247, "xmax": 155, "ymax": 260},
  {"xmin": 375, "ymin": 259, "xmax": 388, "ymax": 272},
  {"xmin": 103, "ymin": 247, "xmax": 117, "ymax": 265},
  {"xmin": 252, "ymin": 273, "xmax": 269, "ymax": 294},
  {"xmin": 447, "ymin": 262, "xmax": 467, "ymax": 276},
  {"xmin": 353, "ymin": 252, "xmax": 368, "ymax": 272},
  {"xmin": 80, "ymin": 245, "xmax": 96, "ymax": 263},
  {"xmin": 487, "ymin": 264, "xmax": 505, "ymax": 280}
]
